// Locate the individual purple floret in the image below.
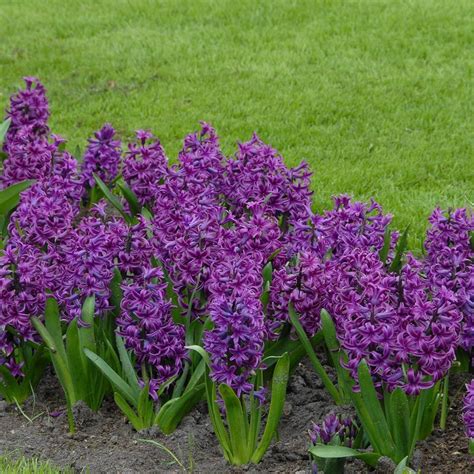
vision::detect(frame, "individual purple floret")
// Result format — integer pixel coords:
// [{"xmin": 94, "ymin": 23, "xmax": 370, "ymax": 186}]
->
[
  {"xmin": 3, "ymin": 77, "xmax": 49, "ymax": 149},
  {"xmin": 463, "ymin": 380, "xmax": 474, "ymax": 439},
  {"xmin": 117, "ymin": 268, "xmax": 187, "ymax": 400},
  {"xmin": 123, "ymin": 130, "xmax": 168, "ymax": 205},
  {"xmin": 81, "ymin": 124, "xmax": 121, "ymax": 189},
  {"xmin": 308, "ymin": 413, "xmax": 357, "ymax": 447}
]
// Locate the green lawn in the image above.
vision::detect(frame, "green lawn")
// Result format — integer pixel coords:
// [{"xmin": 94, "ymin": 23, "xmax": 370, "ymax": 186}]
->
[
  {"xmin": 0, "ymin": 0, "xmax": 472, "ymax": 243},
  {"xmin": 0, "ymin": 455, "xmax": 69, "ymax": 474}
]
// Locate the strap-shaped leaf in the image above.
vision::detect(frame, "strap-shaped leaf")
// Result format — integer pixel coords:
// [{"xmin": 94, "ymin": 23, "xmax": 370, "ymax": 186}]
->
[
  {"xmin": 309, "ymin": 444, "xmax": 380, "ymax": 467},
  {"xmin": 79, "ymin": 296, "xmax": 96, "ymax": 352},
  {"xmin": 65, "ymin": 319, "xmax": 87, "ymax": 401},
  {"xmin": 84, "ymin": 348, "xmax": 137, "ymax": 406},
  {"xmin": 116, "ymin": 334, "xmax": 140, "ymax": 392},
  {"xmin": 251, "ymin": 352, "xmax": 290, "ymax": 463},
  {"xmin": 389, "ymin": 226, "xmax": 409, "ymax": 273},
  {"xmin": 114, "ymin": 392, "xmax": 145, "ymax": 431},
  {"xmin": 157, "ymin": 384, "xmax": 205, "ymax": 434},
  {"xmin": 379, "ymin": 226, "xmax": 392, "ymax": 264},
  {"xmin": 220, "ymin": 384, "xmax": 249, "ymax": 464},
  {"xmin": 357, "ymin": 361, "xmax": 396, "ymax": 458},
  {"xmin": 289, "ymin": 304, "xmax": 341, "ymax": 404},
  {"xmin": 117, "ymin": 181, "xmax": 141, "ymax": 216},
  {"xmin": 0, "ymin": 180, "xmax": 34, "ymax": 215},
  {"xmin": 388, "ymin": 388, "xmax": 410, "ymax": 459},
  {"xmin": 0, "ymin": 118, "xmax": 11, "ymax": 143},
  {"xmin": 93, "ymin": 173, "xmax": 131, "ymax": 223}
]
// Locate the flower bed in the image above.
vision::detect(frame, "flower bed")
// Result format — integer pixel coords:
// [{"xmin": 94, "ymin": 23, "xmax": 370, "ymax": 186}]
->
[{"xmin": 0, "ymin": 78, "xmax": 473, "ymax": 472}]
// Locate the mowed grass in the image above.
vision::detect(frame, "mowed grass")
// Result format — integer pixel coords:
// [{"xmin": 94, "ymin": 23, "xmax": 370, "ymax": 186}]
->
[{"xmin": 0, "ymin": 0, "xmax": 472, "ymax": 243}]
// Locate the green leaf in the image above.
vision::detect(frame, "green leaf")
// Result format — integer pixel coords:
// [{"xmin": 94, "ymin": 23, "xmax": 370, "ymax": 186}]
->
[
  {"xmin": 389, "ymin": 226, "xmax": 409, "ymax": 273},
  {"xmin": 0, "ymin": 118, "xmax": 11, "ymax": 143},
  {"xmin": 378, "ymin": 226, "xmax": 392, "ymax": 264},
  {"xmin": 84, "ymin": 348, "xmax": 137, "ymax": 406},
  {"xmin": 251, "ymin": 353, "xmax": 290, "ymax": 463},
  {"xmin": 289, "ymin": 304, "xmax": 341, "ymax": 404},
  {"xmin": 157, "ymin": 384, "xmax": 205, "ymax": 434},
  {"xmin": 309, "ymin": 444, "xmax": 381, "ymax": 467},
  {"xmin": 116, "ymin": 334, "xmax": 140, "ymax": 393},
  {"xmin": 65, "ymin": 319, "xmax": 87, "ymax": 401},
  {"xmin": 93, "ymin": 173, "xmax": 131, "ymax": 223},
  {"xmin": 0, "ymin": 180, "xmax": 34, "ymax": 216},
  {"xmin": 357, "ymin": 361, "xmax": 396, "ymax": 458},
  {"xmin": 79, "ymin": 296, "xmax": 96, "ymax": 352},
  {"xmin": 185, "ymin": 345, "xmax": 211, "ymax": 367},
  {"xmin": 43, "ymin": 298, "xmax": 67, "ymax": 361},
  {"xmin": 110, "ymin": 268, "xmax": 123, "ymax": 316},
  {"xmin": 388, "ymin": 388, "xmax": 410, "ymax": 458},
  {"xmin": 114, "ymin": 392, "xmax": 146, "ymax": 431},
  {"xmin": 117, "ymin": 181, "xmax": 141, "ymax": 216},
  {"xmin": 220, "ymin": 384, "xmax": 249, "ymax": 464},
  {"xmin": 394, "ymin": 456, "xmax": 416, "ymax": 474}
]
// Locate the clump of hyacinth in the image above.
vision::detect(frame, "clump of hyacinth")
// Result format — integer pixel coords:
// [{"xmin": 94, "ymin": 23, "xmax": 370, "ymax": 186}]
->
[
  {"xmin": 314, "ymin": 195, "xmax": 396, "ymax": 258},
  {"xmin": 8, "ymin": 180, "xmax": 77, "ymax": 246},
  {"xmin": 204, "ymin": 294, "xmax": 266, "ymax": 396},
  {"xmin": 0, "ymin": 127, "xmax": 56, "ymax": 189},
  {"xmin": 463, "ymin": 380, "xmax": 474, "ymax": 442},
  {"xmin": 424, "ymin": 208, "xmax": 474, "ymax": 352},
  {"xmin": 309, "ymin": 413, "xmax": 357, "ymax": 447},
  {"xmin": 0, "ymin": 241, "xmax": 48, "ymax": 379},
  {"xmin": 3, "ymin": 76, "xmax": 49, "ymax": 149},
  {"xmin": 117, "ymin": 268, "xmax": 187, "ymax": 400},
  {"xmin": 123, "ymin": 130, "xmax": 168, "ymax": 206},
  {"xmin": 56, "ymin": 210, "xmax": 125, "ymax": 322},
  {"xmin": 81, "ymin": 124, "xmax": 121, "ymax": 189}
]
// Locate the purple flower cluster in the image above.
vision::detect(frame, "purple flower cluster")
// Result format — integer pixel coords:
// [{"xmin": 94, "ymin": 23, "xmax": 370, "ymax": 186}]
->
[
  {"xmin": 1, "ymin": 77, "xmax": 473, "ymax": 404},
  {"xmin": 81, "ymin": 124, "xmax": 121, "ymax": 189},
  {"xmin": 3, "ymin": 76, "xmax": 49, "ymax": 148},
  {"xmin": 123, "ymin": 130, "xmax": 168, "ymax": 205},
  {"xmin": 117, "ymin": 268, "xmax": 186, "ymax": 400},
  {"xmin": 463, "ymin": 379, "xmax": 474, "ymax": 439},
  {"xmin": 424, "ymin": 208, "xmax": 474, "ymax": 352},
  {"xmin": 308, "ymin": 413, "xmax": 357, "ymax": 447}
]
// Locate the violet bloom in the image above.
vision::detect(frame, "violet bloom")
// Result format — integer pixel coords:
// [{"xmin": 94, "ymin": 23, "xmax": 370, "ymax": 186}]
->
[
  {"xmin": 8, "ymin": 181, "xmax": 76, "ymax": 247},
  {"xmin": 0, "ymin": 127, "xmax": 56, "ymax": 188},
  {"xmin": 463, "ymin": 380, "xmax": 474, "ymax": 439},
  {"xmin": 3, "ymin": 76, "xmax": 49, "ymax": 149},
  {"xmin": 117, "ymin": 268, "xmax": 186, "ymax": 400},
  {"xmin": 308, "ymin": 413, "xmax": 357, "ymax": 447},
  {"xmin": 123, "ymin": 130, "xmax": 168, "ymax": 205},
  {"xmin": 57, "ymin": 212, "xmax": 125, "ymax": 322},
  {"xmin": 204, "ymin": 294, "xmax": 266, "ymax": 396},
  {"xmin": 424, "ymin": 208, "xmax": 474, "ymax": 352},
  {"xmin": 81, "ymin": 124, "xmax": 121, "ymax": 188}
]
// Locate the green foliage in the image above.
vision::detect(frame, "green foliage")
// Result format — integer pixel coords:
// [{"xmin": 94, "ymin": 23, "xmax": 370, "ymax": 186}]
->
[
  {"xmin": 85, "ymin": 334, "xmax": 204, "ymax": 433},
  {"xmin": 188, "ymin": 346, "xmax": 290, "ymax": 465},
  {"xmin": 31, "ymin": 297, "xmax": 118, "ymax": 432}
]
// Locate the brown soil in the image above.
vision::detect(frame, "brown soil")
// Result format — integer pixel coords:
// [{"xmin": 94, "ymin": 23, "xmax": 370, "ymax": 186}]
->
[{"xmin": 0, "ymin": 362, "xmax": 472, "ymax": 473}]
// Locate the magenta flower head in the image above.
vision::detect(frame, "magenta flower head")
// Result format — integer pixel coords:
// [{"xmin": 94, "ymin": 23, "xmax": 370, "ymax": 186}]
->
[
  {"xmin": 117, "ymin": 268, "xmax": 187, "ymax": 400},
  {"xmin": 308, "ymin": 413, "xmax": 357, "ymax": 447},
  {"xmin": 4, "ymin": 77, "xmax": 49, "ymax": 148},
  {"xmin": 0, "ymin": 128, "xmax": 57, "ymax": 189},
  {"xmin": 463, "ymin": 380, "xmax": 474, "ymax": 441},
  {"xmin": 81, "ymin": 124, "xmax": 122, "ymax": 188},
  {"xmin": 204, "ymin": 294, "xmax": 266, "ymax": 397},
  {"xmin": 424, "ymin": 208, "xmax": 474, "ymax": 352},
  {"xmin": 123, "ymin": 130, "xmax": 168, "ymax": 205}
]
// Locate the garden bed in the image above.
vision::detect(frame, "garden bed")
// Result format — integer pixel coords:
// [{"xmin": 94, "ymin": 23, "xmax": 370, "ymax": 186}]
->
[{"xmin": 1, "ymin": 361, "xmax": 471, "ymax": 473}]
